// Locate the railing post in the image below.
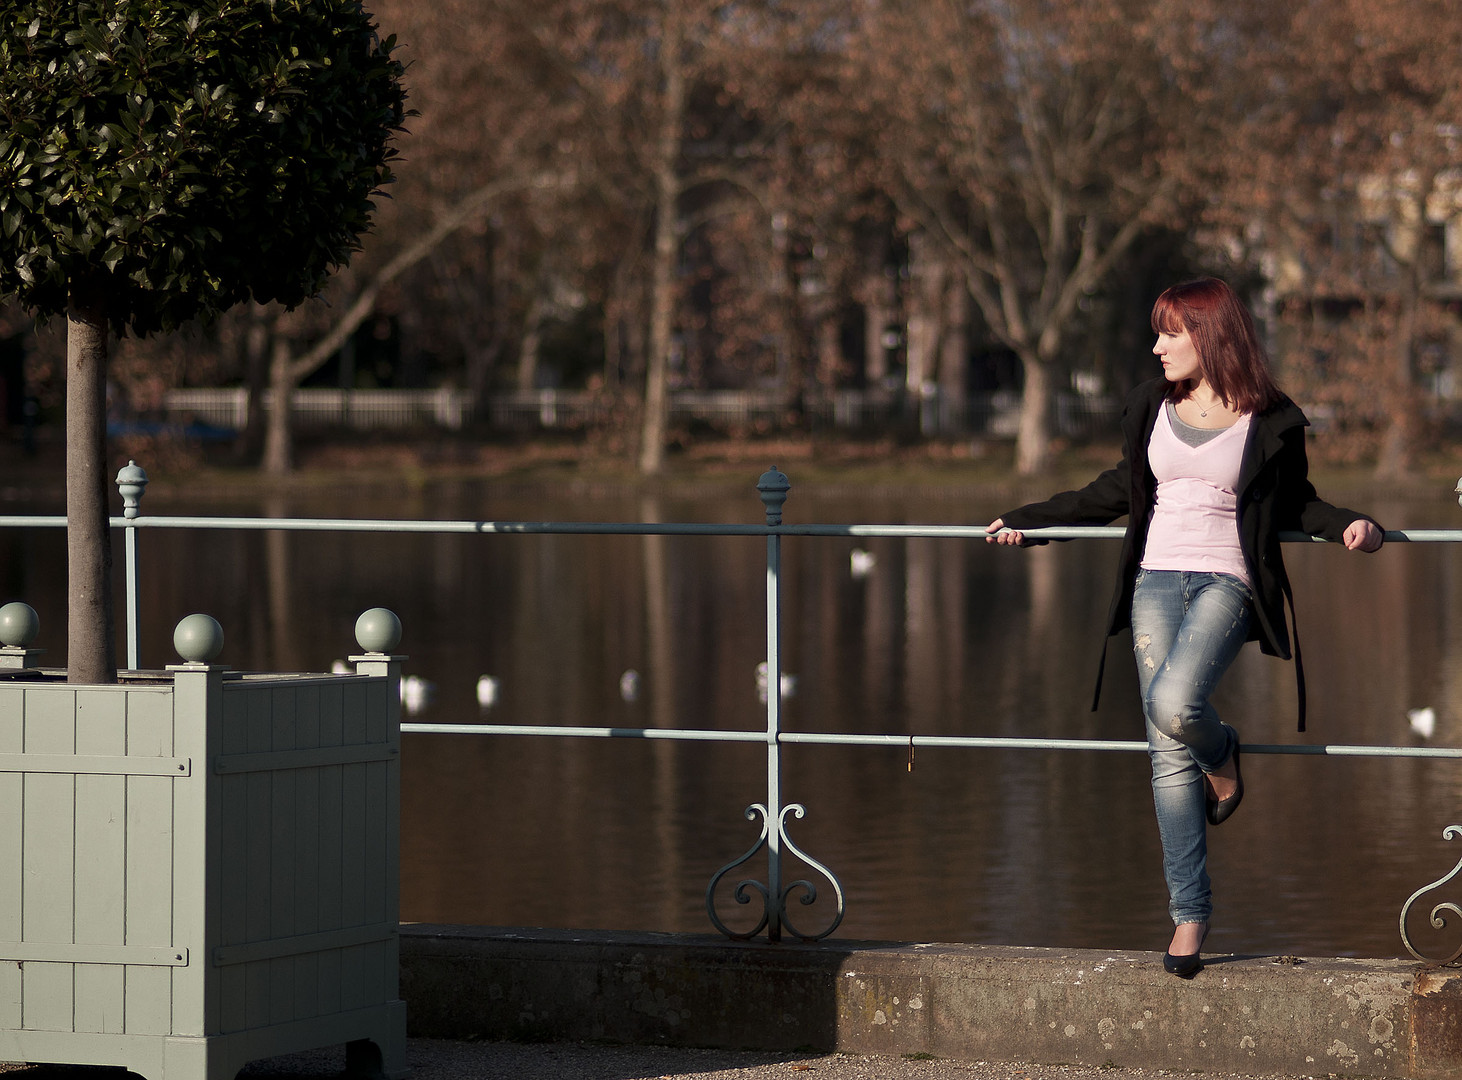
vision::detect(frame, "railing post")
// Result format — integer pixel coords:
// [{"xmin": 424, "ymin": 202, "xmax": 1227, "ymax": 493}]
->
[
  {"xmin": 757, "ymin": 466, "xmax": 790, "ymax": 941},
  {"xmin": 706, "ymin": 467, "xmax": 843, "ymax": 942},
  {"xmin": 115, "ymin": 460, "xmax": 149, "ymax": 670}
]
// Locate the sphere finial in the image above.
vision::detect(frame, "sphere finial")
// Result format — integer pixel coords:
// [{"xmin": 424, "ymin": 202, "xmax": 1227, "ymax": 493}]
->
[
  {"xmin": 0, "ymin": 602, "xmax": 40, "ymax": 648},
  {"xmin": 355, "ymin": 608, "xmax": 402, "ymax": 653},
  {"xmin": 173, "ymin": 613, "xmax": 224, "ymax": 663}
]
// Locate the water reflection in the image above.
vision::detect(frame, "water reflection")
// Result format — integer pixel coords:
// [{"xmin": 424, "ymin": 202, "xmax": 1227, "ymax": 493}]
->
[{"xmin": 1, "ymin": 481, "xmax": 1459, "ymax": 958}]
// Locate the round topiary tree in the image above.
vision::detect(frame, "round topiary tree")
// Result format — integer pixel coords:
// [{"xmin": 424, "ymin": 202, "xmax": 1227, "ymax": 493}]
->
[{"xmin": 0, "ymin": 0, "xmax": 407, "ymax": 682}]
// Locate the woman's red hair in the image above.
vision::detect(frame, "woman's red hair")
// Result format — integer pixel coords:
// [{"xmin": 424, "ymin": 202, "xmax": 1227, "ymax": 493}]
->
[{"xmin": 1150, "ymin": 278, "xmax": 1281, "ymax": 414}]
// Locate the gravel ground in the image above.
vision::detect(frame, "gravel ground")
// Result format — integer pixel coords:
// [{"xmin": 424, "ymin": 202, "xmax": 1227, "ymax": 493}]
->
[
  {"xmin": 251, "ymin": 1038, "xmax": 1338, "ymax": 1080},
  {"xmin": 2, "ymin": 1038, "xmax": 1343, "ymax": 1080}
]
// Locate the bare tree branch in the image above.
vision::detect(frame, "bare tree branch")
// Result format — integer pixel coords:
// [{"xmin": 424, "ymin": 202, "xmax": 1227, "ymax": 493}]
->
[{"xmin": 287, "ymin": 173, "xmax": 570, "ymax": 383}]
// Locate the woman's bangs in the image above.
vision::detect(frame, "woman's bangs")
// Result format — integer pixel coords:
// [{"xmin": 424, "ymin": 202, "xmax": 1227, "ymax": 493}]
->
[{"xmin": 1150, "ymin": 297, "xmax": 1186, "ymax": 335}]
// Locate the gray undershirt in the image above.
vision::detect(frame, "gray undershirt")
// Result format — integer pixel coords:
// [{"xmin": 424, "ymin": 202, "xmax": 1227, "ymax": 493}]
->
[{"xmin": 1165, "ymin": 401, "xmax": 1224, "ymax": 447}]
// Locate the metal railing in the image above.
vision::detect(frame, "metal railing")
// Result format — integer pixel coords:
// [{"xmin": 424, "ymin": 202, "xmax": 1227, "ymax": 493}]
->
[{"xmin": 6, "ymin": 462, "xmax": 1462, "ymax": 957}]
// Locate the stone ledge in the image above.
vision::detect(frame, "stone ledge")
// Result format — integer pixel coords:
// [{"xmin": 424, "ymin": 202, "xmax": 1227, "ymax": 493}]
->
[{"xmin": 398, "ymin": 925, "xmax": 1460, "ymax": 1078}]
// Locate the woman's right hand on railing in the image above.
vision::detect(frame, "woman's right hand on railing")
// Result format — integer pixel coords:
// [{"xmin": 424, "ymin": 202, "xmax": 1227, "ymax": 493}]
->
[{"xmin": 985, "ymin": 517, "xmax": 1032, "ymax": 546}]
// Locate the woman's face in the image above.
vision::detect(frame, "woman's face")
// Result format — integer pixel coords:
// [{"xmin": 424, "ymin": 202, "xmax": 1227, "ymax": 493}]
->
[{"xmin": 1153, "ymin": 325, "xmax": 1202, "ymax": 384}]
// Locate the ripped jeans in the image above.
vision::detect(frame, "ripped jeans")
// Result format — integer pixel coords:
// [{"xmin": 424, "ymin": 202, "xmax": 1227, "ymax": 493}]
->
[{"xmin": 1131, "ymin": 569, "xmax": 1252, "ymax": 926}]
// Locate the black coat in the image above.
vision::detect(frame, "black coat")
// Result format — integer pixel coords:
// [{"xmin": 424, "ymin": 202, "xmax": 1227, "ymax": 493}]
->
[{"xmin": 1000, "ymin": 377, "xmax": 1381, "ymax": 731}]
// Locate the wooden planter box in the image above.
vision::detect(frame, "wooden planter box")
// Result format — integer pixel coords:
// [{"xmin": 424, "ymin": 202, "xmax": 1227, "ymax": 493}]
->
[{"xmin": 0, "ymin": 650, "xmax": 405, "ymax": 1080}]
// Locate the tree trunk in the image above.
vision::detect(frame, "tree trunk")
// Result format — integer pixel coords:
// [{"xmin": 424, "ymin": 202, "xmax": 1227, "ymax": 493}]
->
[
  {"xmin": 516, "ymin": 293, "xmax": 545, "ymax": 391},
  {"xmin": 1015, "ymin": 356, "xmax": 1054, "ymax": 475},
  {"xmin": 465, "ymin": 343, "xmax": 498, "ymax": 423},
  {"xmin": 236, "ymin": 304, "xmax": 271, "ymax": 464},
  {"xmin": 1375, "ymin": 204, "xmax": 1426, "ymax": 481},
  {"xmin": 1374, "ymin": 297, "xmax": 1417, "ymax": 481},
  {"xmin": 904, "ymin": 234, "xmax": 945, "ymax": 401},
  {"xmin": 65, "ymin": 280, "xmax": 117, "ymax": 684},
  {"xmin": 263, "ymin": 337, "xmax": 295, "ymax": 475},
  {"xmin": 862, "ymin": 270, "xmax": 893, "ymax": 386},
  {"xmin": 465, "ymin": 243, "xmax": 507, "ymax": 417},
  {"xmin": 815, "ymin": 313, "xmax": 843, "ymax": 388},
  {"xmin": 637, "ymin": 1, "xmax": 686, "ymax": 477},
  {"xmin": 604, "ymin": 233, "xmax": 645, "ymax": 392},
  {"xmin": 938, "ymin": 280, "xmax": 969, "ymax": 399}
]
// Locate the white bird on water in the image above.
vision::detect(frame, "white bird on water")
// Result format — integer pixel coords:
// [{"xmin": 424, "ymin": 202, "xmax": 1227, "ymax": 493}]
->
[
  {"xmin": 619, "ymin": 669, "xmax": 641, "ymax": 702},
  {"xmin": 850, "ymin": 549, "xmax": 877, "ymax": 579},
  {"xmin": 476, "ymin": 675, "xmax": 500, "ymax": 709},
  {"xmin": 755, "ymin": 661, "xmax": 797, "ymax": 703},
  {"xmin": 400, "ymin": 674, "xmax": 434, "ymax": 715},
  {"xmin": 1409, "ymin": 706, "xmax": 1437, "ymax": 739}
]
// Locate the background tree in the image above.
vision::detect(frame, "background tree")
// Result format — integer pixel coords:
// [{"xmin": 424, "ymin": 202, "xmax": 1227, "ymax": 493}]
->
[
  {"xmin": 1227, "ymin": 0, "xmax": 1462, "ymax": 475},
  {"xmin": 257, "ymin": 173, "xmax": 566, "ymax": 473},
  {"xmin": 0, "ymin": 0, "xmax": 406, "ymax": 681},
  {"xmin": 494, "ymin": 0, "xmax": 808, "ymax": 473},
  {"xmin": 829, "ymin": 0, "xmax": 1219, "ymax": 474},
  {"xmin": 9, "ymin": 0, "xmax": 1455, "ymax": 481},
  {"xmin": 246, "ymin": 0, "xmax": 593, "ymax": 473}
]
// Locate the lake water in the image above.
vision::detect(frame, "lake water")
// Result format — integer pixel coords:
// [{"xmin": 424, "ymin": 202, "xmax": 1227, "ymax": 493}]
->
[{"xmin": 3, "ymin": 473, "xmax": 1461, "ymax": 960}]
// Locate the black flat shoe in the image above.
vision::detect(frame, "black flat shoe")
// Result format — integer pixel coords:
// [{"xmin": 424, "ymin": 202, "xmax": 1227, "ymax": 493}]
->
[
  {"xmin": 1207, "ymin": 740, "xmax": 1243, "ymax": 826},
  {"xmin": 1163, "ymin": 923, "xmax": 1210, "ymax": 978}
]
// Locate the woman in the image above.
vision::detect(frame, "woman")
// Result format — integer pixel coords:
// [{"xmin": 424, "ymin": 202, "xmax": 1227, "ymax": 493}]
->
[{"xmin": 985, "ymin": 278, "xmax": 1383, "ymax": 977}]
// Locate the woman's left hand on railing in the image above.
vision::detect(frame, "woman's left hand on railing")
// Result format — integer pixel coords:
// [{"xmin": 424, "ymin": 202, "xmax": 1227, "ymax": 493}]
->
[{"xmin": 1342, "ymin": 518, "xmax": 1384, "ymax": 552}]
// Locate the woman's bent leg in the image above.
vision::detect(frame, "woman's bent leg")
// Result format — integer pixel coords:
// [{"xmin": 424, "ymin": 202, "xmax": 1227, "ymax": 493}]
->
[
  {"xmin": 1147, "ymin": 724, "xmax": 1212, "ymax": 923},
  {"xmin": 1131, "ymin": 571, "xmax": 1251, "ymax": 925},
  {"xmin": 1141, "ymin": 573, "xmax": 1251, "ymax": 771}
]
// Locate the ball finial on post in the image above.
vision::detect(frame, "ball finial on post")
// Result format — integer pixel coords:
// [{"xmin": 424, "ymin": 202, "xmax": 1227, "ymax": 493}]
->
[
  {"xmin": 173, "ymin": 613, "xmax": 225, "ymax": 664},
  {"xmin": 0, "ymin": 602, "xmax": 40, "ymax": 648},
  {"xmin": 355, "ymin": 608, "xmax": 402, "ymax": 654}
]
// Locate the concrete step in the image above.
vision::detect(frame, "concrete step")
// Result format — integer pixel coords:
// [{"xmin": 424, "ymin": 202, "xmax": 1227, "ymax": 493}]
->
[{"xmin": 399, "ymin": 925, "xmax": 1462, "ymax": 1079}]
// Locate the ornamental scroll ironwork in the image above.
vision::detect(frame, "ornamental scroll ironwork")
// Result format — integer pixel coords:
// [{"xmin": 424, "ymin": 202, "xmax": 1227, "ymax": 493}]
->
[
  {"xmin": 1400, "ymin": 825, "xmax": 1462, "ymax": 965},
  {"xmin": 705, "ymin": 802, "xmax": 846, "ymax": 942}
]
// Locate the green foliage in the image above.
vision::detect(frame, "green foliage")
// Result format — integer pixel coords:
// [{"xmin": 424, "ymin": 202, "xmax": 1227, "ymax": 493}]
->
[{"xmin": 0, "ymin": 0, "xmax": 407, "ymax": 335}]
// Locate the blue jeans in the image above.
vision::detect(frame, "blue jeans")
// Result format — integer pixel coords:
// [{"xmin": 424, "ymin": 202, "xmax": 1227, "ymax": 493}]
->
[{"xmin": 1131, "ymin": 569, "xmax": 1251, "ymax": 926}]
